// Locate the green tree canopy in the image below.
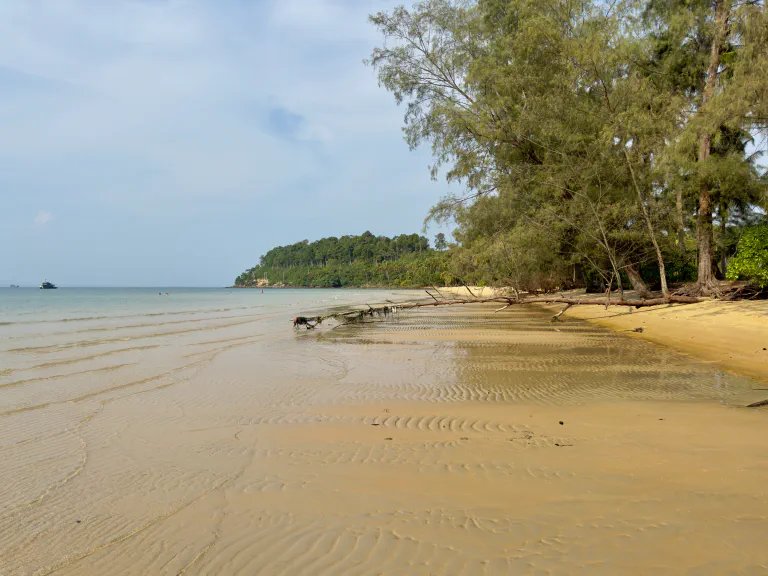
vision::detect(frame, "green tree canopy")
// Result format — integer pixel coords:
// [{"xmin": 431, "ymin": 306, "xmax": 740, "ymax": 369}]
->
[
  {"xmin": 235, "ymin": 232, "xmax": 451, "ymax": 288},
  {"xmin": 368, "ymin": 0, "xmax": 768, "ymax": 295}
]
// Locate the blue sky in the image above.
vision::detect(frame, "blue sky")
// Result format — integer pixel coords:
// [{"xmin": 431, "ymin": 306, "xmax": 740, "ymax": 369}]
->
[{"xmin": 0, "ymin": 0, "xmax": 455, "ymax": 287}]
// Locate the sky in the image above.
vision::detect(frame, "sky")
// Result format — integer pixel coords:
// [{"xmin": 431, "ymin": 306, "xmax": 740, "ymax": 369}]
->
[{"xmin": 0, "ymin": 0, "xmax": 456, "ymax": 287}]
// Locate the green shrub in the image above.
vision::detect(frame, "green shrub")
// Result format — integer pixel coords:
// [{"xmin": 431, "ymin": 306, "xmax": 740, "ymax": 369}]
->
[{"xmin": 726, "ymin": 226, "xmax": 768, "ymax": 288}]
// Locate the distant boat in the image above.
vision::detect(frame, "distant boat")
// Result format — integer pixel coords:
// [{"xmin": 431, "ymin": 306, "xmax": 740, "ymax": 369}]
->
[
  {"xmin": 40, "ymin": 281, "xmax": 57, "ymax": 290},
  {"xmin": 9, "ymin": 284, "xmax": 19, "ymax": 288}
]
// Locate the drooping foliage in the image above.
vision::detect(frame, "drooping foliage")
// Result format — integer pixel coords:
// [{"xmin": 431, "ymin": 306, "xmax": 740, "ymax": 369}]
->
[{"xmin": 368, "ymin": 0, "xmax": 768, "ymax": 294}]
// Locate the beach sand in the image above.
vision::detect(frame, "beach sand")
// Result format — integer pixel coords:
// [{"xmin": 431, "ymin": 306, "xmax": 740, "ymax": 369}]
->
[
  {"xmin": 552, "ymin": 298, "xmax": 768, "ymax": 384},
  {"xmin": 441, "ymin": 285, "xmax": 768, "ymax": 383},
  {"xmin": 2, "ymin": 297, "xmax": 768, "ymax": 574}
]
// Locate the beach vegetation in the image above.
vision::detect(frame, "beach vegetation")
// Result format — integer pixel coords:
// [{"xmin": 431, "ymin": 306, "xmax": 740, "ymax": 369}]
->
[
  {"xmin": 367, "ymin": 0, "xmax": 768, "ymax": 296},
  {"xmin": 234, "ymin": 232, "xmax": 451, "ymax": 288},
  {"xmin": 726, "ymin": 226, "xmax": 768, "ymax": 287}
]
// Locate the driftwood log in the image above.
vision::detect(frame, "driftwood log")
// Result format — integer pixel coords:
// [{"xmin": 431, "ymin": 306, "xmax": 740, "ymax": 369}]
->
[
  {"xmin": 747, "ymin": 399, "xmax": 768, "ymax": 408},
  {"xmin": 292, "ymin": 293, "xmax": 702, "ymax": 330}
]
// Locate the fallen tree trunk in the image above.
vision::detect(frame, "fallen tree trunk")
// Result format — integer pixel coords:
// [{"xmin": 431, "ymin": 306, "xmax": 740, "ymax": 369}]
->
[
  {"xmin": 292, "ymin": 294, "xmax": 702, "ymax": 329},
  {"xmin": 551, "ymin": 303, "xmax": 572, "ymax": 322},
  {"xmin": 747, "ymin": 399, "xmax": 768, "ymax": 408},
  {"xmin": 625, "ymin": 264, "xmax": 653, "ymax": 299}
]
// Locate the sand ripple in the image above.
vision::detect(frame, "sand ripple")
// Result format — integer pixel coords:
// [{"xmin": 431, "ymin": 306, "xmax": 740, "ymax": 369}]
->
[{"xmin": 2, "ymin": 301, "xmax": 768, "ymax": 574}]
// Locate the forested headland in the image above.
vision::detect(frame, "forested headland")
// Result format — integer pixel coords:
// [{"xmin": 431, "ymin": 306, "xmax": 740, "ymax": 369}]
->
[
  {"xmin": 238, "ymin": 0, "xmax": 768, "ymax": 295},
  {"xmin": 234, "ymin": 232, "xmax": 452, "ymax": 288}
]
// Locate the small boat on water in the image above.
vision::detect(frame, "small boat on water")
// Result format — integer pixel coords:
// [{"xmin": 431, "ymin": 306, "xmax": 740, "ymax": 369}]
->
[
  {"xmin": 40, "ymin": 281, "xmax": 57, "ymax": 290},
  {"xmin": 9, "ymin": 284, "xmax": 19, "ymax": 288}
]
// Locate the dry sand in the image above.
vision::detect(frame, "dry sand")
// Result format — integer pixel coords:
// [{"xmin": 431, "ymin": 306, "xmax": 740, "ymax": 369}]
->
[{"xmin": 2, "ymin": 300, "xmax": 768, "ymax": 574}]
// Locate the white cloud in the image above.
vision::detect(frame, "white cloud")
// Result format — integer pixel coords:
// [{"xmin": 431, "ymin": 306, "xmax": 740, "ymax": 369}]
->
[
  {"xmin": 34, "ymin": 210, "xmax": 54, "ymax": 226},
  {"xmin": 0, "ymin": 0, "xmax": 457, "ymax": 285}
]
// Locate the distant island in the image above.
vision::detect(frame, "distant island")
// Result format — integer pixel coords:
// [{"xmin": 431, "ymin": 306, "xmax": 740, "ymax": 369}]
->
[{"xmin": 234, "ymin": 232, "xmax": 452, "ymax": 288}]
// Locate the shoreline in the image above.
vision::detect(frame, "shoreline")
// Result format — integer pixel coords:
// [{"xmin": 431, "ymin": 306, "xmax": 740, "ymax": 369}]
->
[
  {"xmin": 227, "ymin": 285, "xmax": 441, "ymax": 290},
  {"xmin": 230, "ymin": 283, "xmax": 768, "ymax": 384}
]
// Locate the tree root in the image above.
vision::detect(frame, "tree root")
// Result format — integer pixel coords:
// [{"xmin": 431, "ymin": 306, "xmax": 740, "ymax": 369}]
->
[{"xmin": 675, "ymin": 279, "xmax": 723, "ymax": 298}]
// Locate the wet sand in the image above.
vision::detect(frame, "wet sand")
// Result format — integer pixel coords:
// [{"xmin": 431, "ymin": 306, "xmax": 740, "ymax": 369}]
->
[
  {"xmin": 551, "ymin": 299, "xmax": 768, "ymax": 384},
  {"xmin": 442, "ymin": 285, "xmax": 768, "ymax": 383},
  {"xmin": 2, "ymin": 299, "xmax": 768, "ymax": 574}
]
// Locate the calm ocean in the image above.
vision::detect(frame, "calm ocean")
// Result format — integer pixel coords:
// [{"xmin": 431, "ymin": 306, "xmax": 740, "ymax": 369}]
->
[{"xmin": 0, "ymin": 287, "xmax": 415, "ymax": 326}]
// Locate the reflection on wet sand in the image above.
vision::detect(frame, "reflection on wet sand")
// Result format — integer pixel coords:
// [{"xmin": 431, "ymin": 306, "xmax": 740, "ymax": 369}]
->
[{"xmin": 1, "ymin": 302, "xmax": 767, "ymax": 575}]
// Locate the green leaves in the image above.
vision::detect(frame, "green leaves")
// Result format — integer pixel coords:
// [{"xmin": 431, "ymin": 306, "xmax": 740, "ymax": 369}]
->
[
  {"xmin": 726, "ymin": 226, "xmax": 768, "ymax": 287},
  {"xmin": 236, "ymin": 233, "xmax": 450, "ymax": 288},
  {"xmin": 367, "ymin": 0, "xmax": 767, "ymax": 291}
]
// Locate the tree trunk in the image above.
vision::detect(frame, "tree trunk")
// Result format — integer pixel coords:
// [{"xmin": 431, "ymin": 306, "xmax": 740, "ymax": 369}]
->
[
  {"xmin": 695, "ymin": 0, "xmax": 730, "ymax": 294},
  {"xmin": 719, "ymin": 202, "xmax": 728, "ymax": 278},
  {"xmin": 625, "ymin": 264, "xmax": 653, "ymax": 298},
  {"xmin": 696, "ymin": 179, "xmax": 715, "ymax": 289},
  {"xmin": 623, "ymin": 149, "xmax": 670, "ymax": 299},
  {"xmin": 676, "ymin": 188, "xmax": 686, "ymax": 257}
]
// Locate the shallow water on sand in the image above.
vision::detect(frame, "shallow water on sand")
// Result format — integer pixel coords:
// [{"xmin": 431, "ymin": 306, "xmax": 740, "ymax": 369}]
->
[{"xmin": 1, "ymin": 289, "xmax": 767, "ymax": 575}]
